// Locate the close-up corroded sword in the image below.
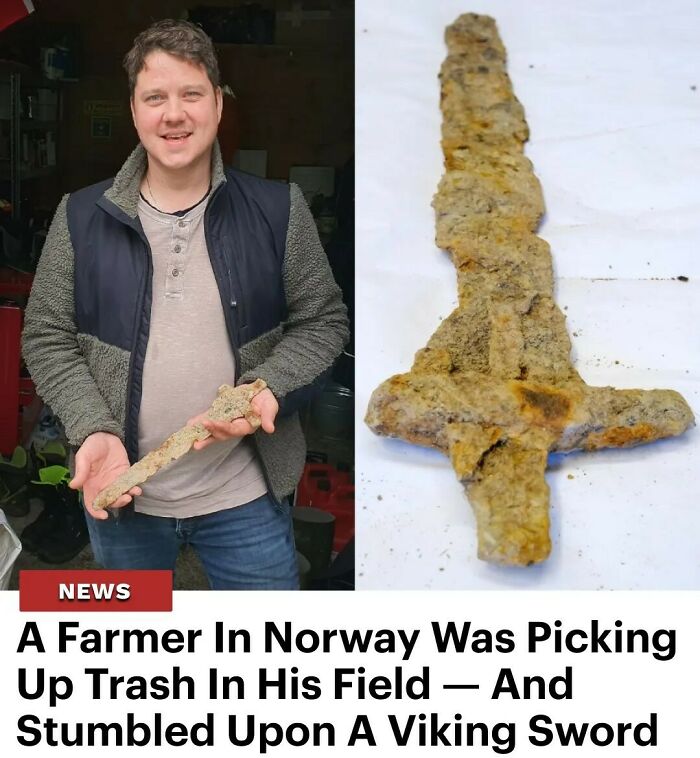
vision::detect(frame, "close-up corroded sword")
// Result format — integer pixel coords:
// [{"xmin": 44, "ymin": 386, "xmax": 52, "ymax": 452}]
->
[{"xmin": 365, "ymin": 13, "xmax": 694, "ymax": 566}]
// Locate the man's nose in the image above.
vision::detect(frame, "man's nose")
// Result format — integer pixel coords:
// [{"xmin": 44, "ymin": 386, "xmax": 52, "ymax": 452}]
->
[{"xmin": 163, "ymin": 96, "xmax": 186, "ymax": 121}]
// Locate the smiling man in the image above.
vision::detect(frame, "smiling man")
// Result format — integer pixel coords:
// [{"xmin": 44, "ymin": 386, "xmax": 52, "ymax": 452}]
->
[{"xmin": 22, "ymin": 20, "xmax": 349, "ymax": 589}]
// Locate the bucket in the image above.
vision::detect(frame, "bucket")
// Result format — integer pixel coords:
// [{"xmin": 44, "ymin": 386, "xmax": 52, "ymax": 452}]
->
[{"xmin": 308, "ymin": 382, "xmax": 354, "ymax": 443}]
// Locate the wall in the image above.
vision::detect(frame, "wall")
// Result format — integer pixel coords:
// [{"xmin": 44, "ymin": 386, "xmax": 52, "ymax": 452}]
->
[{"xmin": 1, "ymin": 0, "xmax": 353, "ymax": 208}]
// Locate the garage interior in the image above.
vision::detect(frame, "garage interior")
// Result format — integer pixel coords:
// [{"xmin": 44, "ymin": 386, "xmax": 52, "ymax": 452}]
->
[{"xmin": 0, "ymin": 0, "xmax": 354, "ymax": 590}]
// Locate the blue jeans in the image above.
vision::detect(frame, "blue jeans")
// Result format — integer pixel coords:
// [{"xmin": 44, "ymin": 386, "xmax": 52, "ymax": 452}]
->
[{"xmin": 85, "ymin": 493, "xmax": 299, "ymax": 590}]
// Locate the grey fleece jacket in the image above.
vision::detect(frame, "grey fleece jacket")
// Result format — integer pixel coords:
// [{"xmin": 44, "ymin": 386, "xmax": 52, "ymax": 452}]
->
[{"xmin": 22, "ymin": 143, "xmax": 349, "ymax": 502}]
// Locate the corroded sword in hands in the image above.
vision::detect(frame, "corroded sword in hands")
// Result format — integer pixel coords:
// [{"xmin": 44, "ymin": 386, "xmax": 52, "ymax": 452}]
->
[{"xmin": 92, "ymin": 379, "xmax": 267, "ymax": 510}]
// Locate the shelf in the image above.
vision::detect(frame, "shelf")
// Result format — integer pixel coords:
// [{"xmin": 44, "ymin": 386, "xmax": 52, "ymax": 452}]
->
[
  {"xmin": 20, "ymin": 119, "xmax": 58, "ymax": 130},
  {"xmin": 0, "ymin": 165, "xmax": 56, "ymax": 180},
  {"xmin": 0, "ymin": 118, "xmax": 58, "ymax": 129},
  {"xmin": 22, "ymin": 167, "xmax": 55, "ymax": 179},
  {"xmin": 0, "ymin": 71, "xmax": 61, "ymax": 221},
  {"xmin": 0, "ymin": 66, "xmax": 61, "ymax": 90}
]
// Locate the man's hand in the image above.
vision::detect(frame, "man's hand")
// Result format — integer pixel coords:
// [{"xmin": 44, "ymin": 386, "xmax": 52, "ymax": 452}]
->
[
  {"xmin": 190, "ymin": 386, "xmax": 279, "ymax": 452},
  {"xmin": 69, "ymin": 432, "xmax": 142, "ymax": 520}
]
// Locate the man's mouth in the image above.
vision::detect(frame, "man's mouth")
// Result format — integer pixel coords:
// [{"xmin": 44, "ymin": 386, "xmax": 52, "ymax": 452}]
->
[{"xmin": 162, "ymin": 132, "xmax": 192, "ymax": 143}]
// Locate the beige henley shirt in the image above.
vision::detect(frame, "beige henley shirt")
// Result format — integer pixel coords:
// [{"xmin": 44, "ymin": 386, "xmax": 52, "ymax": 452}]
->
[{"xmin": 134, "ymin": 192, "xmax": 267, "ymax": 517}]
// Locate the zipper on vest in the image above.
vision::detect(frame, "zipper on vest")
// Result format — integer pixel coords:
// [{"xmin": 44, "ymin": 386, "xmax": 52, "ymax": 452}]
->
[
  {"xmin": 204, "ymin": 200, "xmax": 241, "ymax": 384},
  {"xmin": 123, "ymin": 233, "xmax": 152, "ymax": 465},
  {"xmin": 228, "ymin": 267, "xmax": 237, "ymax": 308},
  {"xmin": 203, "ymin": 187, "xmax": 281, "ymax": 507}
]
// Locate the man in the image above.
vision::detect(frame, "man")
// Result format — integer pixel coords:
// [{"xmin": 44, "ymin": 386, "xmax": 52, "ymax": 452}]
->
[{"xmin": 22, "ymin": 20, "xmax": 349, "ymax": 589}]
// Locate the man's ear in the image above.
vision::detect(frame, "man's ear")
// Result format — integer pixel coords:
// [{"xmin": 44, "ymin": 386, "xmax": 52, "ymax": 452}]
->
[
  {"xmin": 216, "ymin": 86, "xmax": 223, "ymax": 124},
  {"xmin": 130, "ymin": 96, "xmax": 136, "ymax": 127}
]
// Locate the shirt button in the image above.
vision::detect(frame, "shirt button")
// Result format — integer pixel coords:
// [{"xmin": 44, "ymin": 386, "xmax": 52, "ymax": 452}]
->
[
  {"xmin": 173, "ymin": 244, "xmax": 182, "ymax": 254},
  {"xmin": 172, "ymin": 269, "xmax": 180, "ymax": 277},
  {"xmin": 178, "ymin": 221, "xmax": 186, "ymax": 228}
]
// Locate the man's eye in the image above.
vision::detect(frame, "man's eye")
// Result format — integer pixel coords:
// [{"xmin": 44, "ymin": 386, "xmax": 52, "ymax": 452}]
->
[
  {"xmin": 184, "ymin": 91, "xmax": 202, "ymax": 98},
  {"xmin": 146, "ymin": 94, "xmax": 163, "ymax": 102}
]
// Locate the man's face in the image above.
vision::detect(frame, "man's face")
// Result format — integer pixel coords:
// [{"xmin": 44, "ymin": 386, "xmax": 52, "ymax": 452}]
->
[{"xmin": 131, "ymin": 50, "xmax": 222, "ymax": 174}]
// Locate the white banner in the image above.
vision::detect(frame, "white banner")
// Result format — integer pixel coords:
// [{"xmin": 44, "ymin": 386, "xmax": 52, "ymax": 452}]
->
[{"xmin": 0, "ymin": 591, "xmax": 698, "ymax": 756}]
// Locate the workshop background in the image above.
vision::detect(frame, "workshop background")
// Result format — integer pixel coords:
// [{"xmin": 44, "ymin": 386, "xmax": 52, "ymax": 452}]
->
[{"xmin": 0, "ymin": 0, "xmax": 354, "ymax": 590}]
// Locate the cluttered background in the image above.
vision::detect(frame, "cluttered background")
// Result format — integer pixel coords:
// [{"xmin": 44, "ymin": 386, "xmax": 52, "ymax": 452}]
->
[{"xmin": 0, "ymin": 0, "xmax": 354, "ymax": 590}]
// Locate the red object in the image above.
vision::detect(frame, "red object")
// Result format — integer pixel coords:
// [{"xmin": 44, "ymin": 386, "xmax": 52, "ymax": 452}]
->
[
  {"xmin": 326, "ymin": 483, "xmax": 354, "ymax": 553},
  {"xmin": 295, "ymin": 463, "xmax": 351, "ymax": 507},
  {"xmin": 19, "ymin": 570, "xmax": 173, "ymax": 612},
  {"xmin": 18, "ymin": 375, "xmax": 35, "ymax": 406},
  {"xmin": 0, "ymin": 268, "xmax": 36, "ymax": 454},
  {"xmin": 0, "ymin": 0, "xmax": 34, "ymax": 33},
  {"xmin": 0, "ymin": 267, "xmax": 34, "ymax": 298},
  {"xmin": 0, "ymin": 304, "xmax": 23, "ymax": 455},
  {"xmin": 295, "ymin": 463, "xmax": 354, "ymax": 552}
]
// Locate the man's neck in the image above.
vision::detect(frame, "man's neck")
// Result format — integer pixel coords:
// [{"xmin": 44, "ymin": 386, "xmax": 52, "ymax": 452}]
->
[{"xmin": 142, "ymin": 155, "xmax": 213, "ymax": 213}]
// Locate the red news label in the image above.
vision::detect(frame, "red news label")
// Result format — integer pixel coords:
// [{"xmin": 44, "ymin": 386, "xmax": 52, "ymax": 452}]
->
[{"xmin": 19, "ymin": 570, "xmax": 172, "ymax": 612}]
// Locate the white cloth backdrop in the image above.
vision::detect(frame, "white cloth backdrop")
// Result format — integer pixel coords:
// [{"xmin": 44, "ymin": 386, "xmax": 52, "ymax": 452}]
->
[{"xmin": 355, "ymin": 0, "xmax": 700, "ymax": 589}]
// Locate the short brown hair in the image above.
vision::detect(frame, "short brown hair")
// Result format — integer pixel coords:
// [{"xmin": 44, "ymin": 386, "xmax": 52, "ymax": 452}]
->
[{"xmin": 123, "ymin": 19, "xmax": 220, "ymax": 97}]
